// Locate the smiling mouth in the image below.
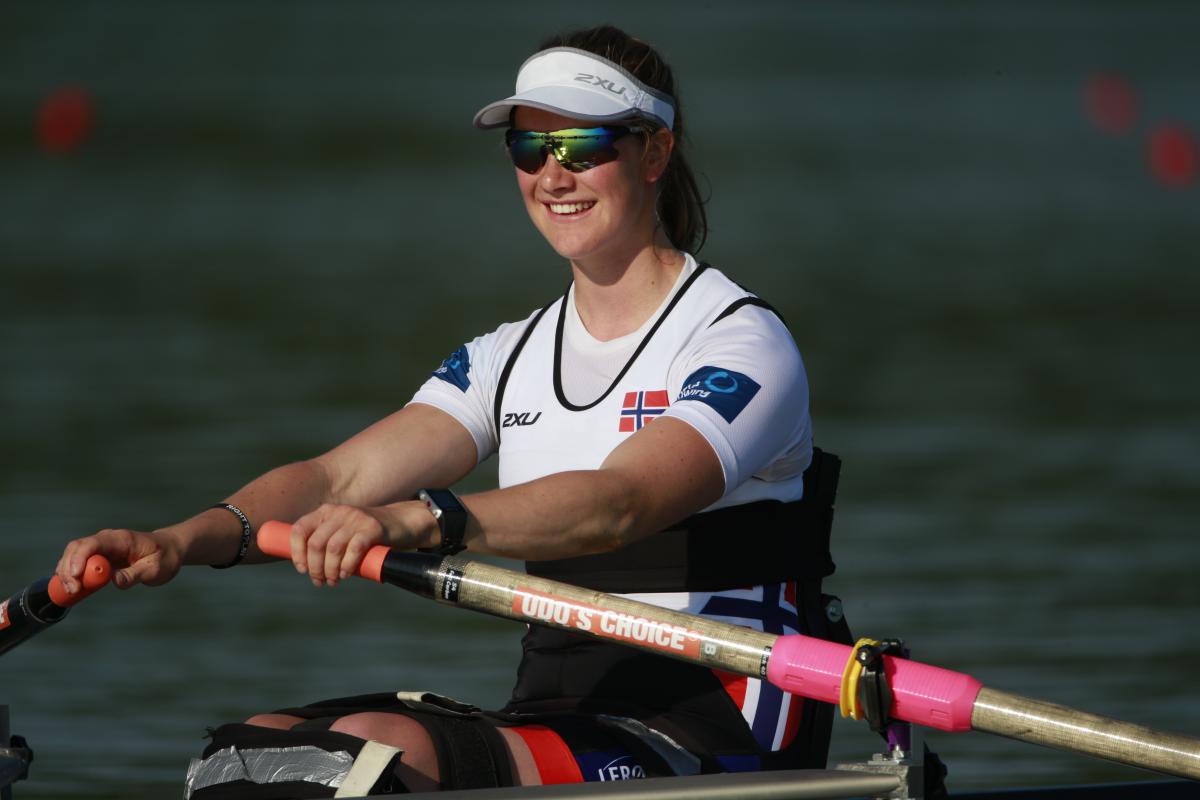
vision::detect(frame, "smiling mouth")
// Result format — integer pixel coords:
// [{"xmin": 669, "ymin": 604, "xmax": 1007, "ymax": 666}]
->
[{"xmin": 547, "ymin": 201, "xmax": 596, "ymax": 216}]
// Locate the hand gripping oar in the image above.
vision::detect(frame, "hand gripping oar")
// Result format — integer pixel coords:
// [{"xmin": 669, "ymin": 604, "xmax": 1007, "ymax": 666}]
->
[
  {"xmin": 258, "ymin": 521, "xmax": 1200, "ymax": 780},
  {"xmin": 0, "ymin": 555, "xmax": 111, "ymax": 658}
]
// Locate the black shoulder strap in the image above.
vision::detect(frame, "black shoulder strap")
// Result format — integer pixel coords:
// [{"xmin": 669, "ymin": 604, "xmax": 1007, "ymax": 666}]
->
[
  {"xmin": 493, "ymin": 300, "xmax": 555, "ymax": 443},
  {"xmin": 708, "ymin": 295, "xmax": 786, "ymax": 328},
  {"xmin": 552, "ymin": 262, "xmax": 711, "ymax": 412}
]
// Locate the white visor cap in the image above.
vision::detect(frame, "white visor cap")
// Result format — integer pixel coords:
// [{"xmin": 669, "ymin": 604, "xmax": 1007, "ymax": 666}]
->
[{"xmin": 473, "ymin": 47, "xmax": 676, "ymax": 131}]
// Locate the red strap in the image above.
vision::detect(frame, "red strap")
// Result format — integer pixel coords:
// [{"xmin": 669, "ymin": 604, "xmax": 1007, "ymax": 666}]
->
[
  {"xmin": 781, "ymin": 692, "xmax": 806, "ymax": 749},
  {"xmin": 510, "ymin": 725, "xmax": 584, "ymax": 784},
  {"xmin": 713, "ymin": 668, "xmax": 748, "ymax": 709}
]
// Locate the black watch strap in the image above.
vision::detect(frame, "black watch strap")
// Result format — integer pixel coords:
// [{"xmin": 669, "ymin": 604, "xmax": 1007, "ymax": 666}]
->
[{"xmin": 417, "ymin": 489, "xmax": 469, "ymax": 555}]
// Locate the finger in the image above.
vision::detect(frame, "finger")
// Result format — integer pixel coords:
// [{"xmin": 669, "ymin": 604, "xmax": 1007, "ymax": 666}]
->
[
  {"xmin": 55, "ymin": 540, "xmax": 80, "ymax": 590},
  {"xmin": 113, "ymin": 552, "xmax": 159, "ymax": 589},
  {"xmin": 341, "ymin": 535, "xmax": 370, "ymax": 581},
  {"xmin": 290, "ymin": 515, "xmax": 318, "ymax": 574},
  {"xmin": 58, "ymin": 535, "xmax": 103, "ymax": 595},
  {"xmin": 69, "ymin": 533, "xmax": 106, "ymax": 577},
  {"xmin": 323, "ymin": 528, "xmax": 351, "ymax": 587},
  {"xmin": 306, "ymin": 513, "xmax": 341, "ymax": 585}
]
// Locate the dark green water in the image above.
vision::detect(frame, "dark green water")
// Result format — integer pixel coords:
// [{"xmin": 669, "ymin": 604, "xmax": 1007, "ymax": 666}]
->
[{"xmin": 2, "ymin": 2, "xmax": 1198, "ymax": 796}]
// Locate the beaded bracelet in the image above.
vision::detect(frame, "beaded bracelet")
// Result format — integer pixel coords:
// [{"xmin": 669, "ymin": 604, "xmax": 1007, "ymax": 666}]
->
[{"xmin": 209, "ymin": 503, "xmax": 252, "ymax": 569}]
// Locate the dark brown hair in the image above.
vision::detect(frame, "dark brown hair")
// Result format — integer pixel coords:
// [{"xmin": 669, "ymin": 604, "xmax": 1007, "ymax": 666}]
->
[{"xmin": 536, "ymin": 25, "xmax": 708, "ymax": 254}]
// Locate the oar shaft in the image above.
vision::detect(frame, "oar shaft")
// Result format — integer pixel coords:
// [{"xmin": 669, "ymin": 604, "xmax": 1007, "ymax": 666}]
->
[
  {"xmin": 404, "ymin": 550, "xmax": 778, "ymax": 677},
  {"xmin": 972, "ymin": 687, "xmax": 1200, "ymax": 780}
]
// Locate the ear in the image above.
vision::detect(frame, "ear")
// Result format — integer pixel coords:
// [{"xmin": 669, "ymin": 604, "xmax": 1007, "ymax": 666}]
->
[{"xmin": 643, "ymin": 128, "xmax": 675, "ymax": 183}]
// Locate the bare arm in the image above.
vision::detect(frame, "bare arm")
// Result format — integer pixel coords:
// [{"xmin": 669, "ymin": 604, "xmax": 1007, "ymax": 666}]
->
[
  {"xmin": 56, "ymin": 403, "xmax": 477, "ymax": 592},
  {"xmin": 292, "ymin": 416, "xmax": 725, "ymax": 584},
  {"xmin": 460, "ymin": 416, "xmax": 723, "ymax": 559}
]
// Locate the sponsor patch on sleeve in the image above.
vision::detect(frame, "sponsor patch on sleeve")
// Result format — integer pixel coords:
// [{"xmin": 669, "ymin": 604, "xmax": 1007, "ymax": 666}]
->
[
  {"xmin": 676, "ymin": 366, "xmax": 761, "ymax": 423},
  {"xmin": 432, "ymin": 345, "xmax": 471, "ymax": 392}
]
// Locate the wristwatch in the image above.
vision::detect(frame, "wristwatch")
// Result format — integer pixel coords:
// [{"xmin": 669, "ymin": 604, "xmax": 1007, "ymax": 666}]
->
[{"xmin": 416, "ymin": 489, "xmax": 469, "ymax": 555}]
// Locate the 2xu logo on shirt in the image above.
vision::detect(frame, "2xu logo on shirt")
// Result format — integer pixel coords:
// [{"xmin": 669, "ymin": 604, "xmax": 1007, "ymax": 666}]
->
[{"xmin": 501, "ymin": 411, "xmax": 542, "ymax": 428}]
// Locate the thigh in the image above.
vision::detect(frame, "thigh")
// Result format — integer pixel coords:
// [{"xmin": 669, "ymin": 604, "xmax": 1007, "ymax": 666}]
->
[
  {"xmin": 329, "ymin": 712, "xmax": 440, "ymax": 793},
  {"xmin": 240, "ymin": 707, "xmax": 442, "ymax": 793}
]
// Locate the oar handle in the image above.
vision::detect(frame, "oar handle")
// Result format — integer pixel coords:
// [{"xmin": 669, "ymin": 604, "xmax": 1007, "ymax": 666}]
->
[
  {"xmin": 257, "ymin": 520, "xmax": 391, "ymax": 583},
  {"xmin": 48, "ymin": 555, "xmax": 113, "ymax": 607},
  {"xmin": 1, "ymin": 554, "xmax": 112, "ymax": 658}
]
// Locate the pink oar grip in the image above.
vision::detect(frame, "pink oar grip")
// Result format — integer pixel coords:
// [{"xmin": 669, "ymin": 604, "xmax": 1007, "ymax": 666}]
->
[
  {"xmin": 256, "ymin": 520, "xmax": 389, "ymax": 583},
  {"xmin": 47, "ymin": 554, "xmax": 113, "ymax": 608},
  {"xmin": 766, "ymin": 634, "xmax": 983, "ymax": 733}
]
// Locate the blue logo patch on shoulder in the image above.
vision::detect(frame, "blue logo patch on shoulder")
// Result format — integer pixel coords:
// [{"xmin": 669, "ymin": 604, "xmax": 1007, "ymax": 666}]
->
[
  {"xmin": 676, "ymin": 365, "xmax": 761, "ymax": 423},
  {"xmin": 433, "ymin": 345, "xmax": 471, "ymax": 392}
]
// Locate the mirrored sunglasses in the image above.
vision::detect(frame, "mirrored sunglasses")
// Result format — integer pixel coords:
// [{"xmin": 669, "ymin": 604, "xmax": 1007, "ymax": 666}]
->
[{"xmin": 504, "ymin": 126, "xmax": 638, "ymax": 174}]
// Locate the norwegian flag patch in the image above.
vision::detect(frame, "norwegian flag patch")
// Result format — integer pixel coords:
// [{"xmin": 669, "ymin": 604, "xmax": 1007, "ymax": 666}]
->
[{"xmin": 618, "ymin": 389, "xmax": 670, "ymax": 432}]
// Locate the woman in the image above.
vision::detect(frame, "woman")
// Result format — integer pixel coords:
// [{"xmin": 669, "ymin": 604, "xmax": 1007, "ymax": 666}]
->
[{"xmin": 56, "ymin": 25, "xmax": 844, "ymax": 796}]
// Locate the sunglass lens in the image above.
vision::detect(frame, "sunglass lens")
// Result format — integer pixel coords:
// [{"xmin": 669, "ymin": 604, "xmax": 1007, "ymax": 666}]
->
[
  {"xmin": 506, "ymin": 132, "xmax": 548, "ymax": 174},
  {"xmin": 554, "ymin": 129, "xmax": 623, "ymax": 172}
]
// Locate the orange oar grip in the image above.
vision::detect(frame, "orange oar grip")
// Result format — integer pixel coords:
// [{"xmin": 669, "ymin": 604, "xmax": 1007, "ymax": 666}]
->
[
  {"xmin": 256, "ymin": 520, "xmax": 388, "ymax": 583},
  {"xmin": 256, "ymin": 520, "xmax": 294, "ymax": 559},
  {"xmin": 47, "ymin": 554, "xmax": 113, "ymax": 608}
]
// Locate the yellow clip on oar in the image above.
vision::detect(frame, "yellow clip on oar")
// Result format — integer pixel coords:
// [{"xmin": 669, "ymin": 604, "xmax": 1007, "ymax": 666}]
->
[{"xmin": 840, "ymin": 637, "xmax": 882, "ymax": 720}]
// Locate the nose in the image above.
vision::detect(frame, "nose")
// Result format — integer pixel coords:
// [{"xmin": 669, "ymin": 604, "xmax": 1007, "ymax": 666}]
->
[{"xmin": 539, "ymin": 151, "xmax": 575, "ymax": 191}]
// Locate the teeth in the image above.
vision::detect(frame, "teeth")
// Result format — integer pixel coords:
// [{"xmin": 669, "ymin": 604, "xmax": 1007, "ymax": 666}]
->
[{"xmin": 549, "ymin": 201, "xmax": 595, "ymax": 215}]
